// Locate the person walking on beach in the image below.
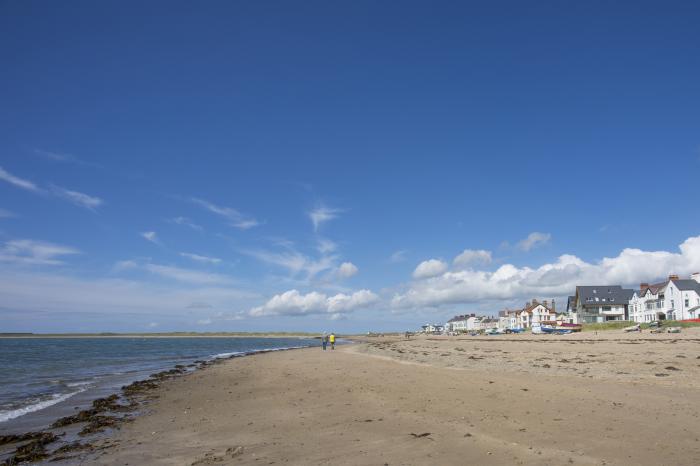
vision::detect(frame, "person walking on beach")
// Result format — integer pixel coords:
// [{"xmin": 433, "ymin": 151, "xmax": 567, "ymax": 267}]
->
[
  {"xmin": 322, "ymin": 332, "xmax": 328, "ymax": 350},
  {"xmin": 329, "ymin": 332, "xmax": 336, "ymax": 350}
]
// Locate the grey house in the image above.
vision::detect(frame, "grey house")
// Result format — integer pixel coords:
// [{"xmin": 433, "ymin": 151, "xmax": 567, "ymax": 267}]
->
[{"xmin": 571, "ymin": 286, "xmax": 634, "ymax": 323}]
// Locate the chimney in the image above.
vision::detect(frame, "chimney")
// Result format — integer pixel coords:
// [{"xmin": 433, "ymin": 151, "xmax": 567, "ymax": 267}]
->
[
  {"xmin": 669, "ymin": 274, "xmax": 679, "ymax": 281},
  {"xmin": 640, "ymin": 282, "xmax": 648, "ymax": 290},
  {"xmin": 552, "ymin": 299, "xmax": 556, "ymax": 313},
  {"xmin": 532, "ymin": 298, "xmax": 538, "ymax": 305},
  {"xmin": 525, "ymin": 301, "xmax": 531, "ymax": 308},
  {"xmin": 692, "ymin": 272, "xmax": 700, "ymax": 284},
  {"xmin": 543, "ymin": 299, "xmax": 549, "ymax": 307}
]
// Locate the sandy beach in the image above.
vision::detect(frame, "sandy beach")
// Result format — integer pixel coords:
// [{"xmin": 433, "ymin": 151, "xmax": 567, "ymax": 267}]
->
[{"xmin": 62, "ymin": 330, "xmax": 700, "ymax": 465}]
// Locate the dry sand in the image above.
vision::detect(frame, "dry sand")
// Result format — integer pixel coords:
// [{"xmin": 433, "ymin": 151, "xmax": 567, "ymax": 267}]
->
[{"xmin": 88, "ymin": 330, "xmax": 700, "ymax": 465}]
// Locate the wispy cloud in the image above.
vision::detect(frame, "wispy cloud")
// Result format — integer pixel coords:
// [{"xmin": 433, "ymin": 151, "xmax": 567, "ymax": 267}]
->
[
  {"xmin": 191, "ymin": 198, "xmax": 259, "ymax": 230},
  {"xmin": 34, "ymin": 149, "xmax": 77, "ymax": 163},
  {"xmin": 170, "ymin": 216, "xmax": 203, "ymax": 232},
  {"xmin": 516, "ymin": 232, "xmax": 551, "ymax": 252},
  {"xmin": 141, "ymin": 231, "xmax": 160, "ymax": 244},
  {"xmin": 116, "ymin": 259, "xmax": 234, "ymax": 285},
  {"xmin": 49, "ymin": 185, "xmax": 103, "ymax": 210},
  {"xmin": 309, "ymin": 205, "xmax": 342, "ymax": 231},
  {"xmin": 317, "ymin": 238, "xmax": 337, "ymax": 254},
  {"xmin": 0, "ymin": 166, "xmax": 103, "ymax": 210},
  {"xmin": 389, "ymin": 250, "xmax": 408, "ymax": 263},
  {"xmin": 179, "ymin": 252, "xmax": 222, "ymax": 264},
  {"xmin": 243, "ymin": 248, "xmax": 337, "ymax": 279},
  {"xmin": 0, "ymin": 239, "xmax": 80, "ymax": 265},
  {"xmin": 0, "ymin": 166, "xmax": 41, "ymax": 192}
]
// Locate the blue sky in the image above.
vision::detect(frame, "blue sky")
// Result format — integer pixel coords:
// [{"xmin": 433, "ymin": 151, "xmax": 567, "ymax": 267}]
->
[{"xmin": 1, "ymin": 1, "xmax": 700, "ymax": 332}]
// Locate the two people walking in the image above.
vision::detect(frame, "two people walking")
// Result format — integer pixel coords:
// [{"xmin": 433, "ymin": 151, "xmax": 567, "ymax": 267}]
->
[{"xmin": 321, "ymin": 332, "xmax": 336, "ymax": 350}]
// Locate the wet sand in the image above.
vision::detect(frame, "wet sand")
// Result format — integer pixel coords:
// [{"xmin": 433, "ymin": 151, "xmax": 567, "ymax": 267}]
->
[{"xmin": 84, "ymin": 330, "xmax": 700, "ymax": 465}]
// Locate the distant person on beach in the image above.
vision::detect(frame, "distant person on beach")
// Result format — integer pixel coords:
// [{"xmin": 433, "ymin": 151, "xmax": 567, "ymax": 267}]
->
[
  {"xmin": 329, "ymin": 333, "xmax": 336, "ymax": 350},
  {"xmin": 322, "ymin": 332, "xmax": 328, "ymax": 350}
]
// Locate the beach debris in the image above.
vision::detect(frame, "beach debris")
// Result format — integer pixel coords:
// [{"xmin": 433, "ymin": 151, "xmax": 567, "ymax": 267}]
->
[
  {"xmin": 227, "ymin": 446, "xmax": 244, "ymax": 457},
  {"xmin": 664, "ymin": 366, "xmax": 681, "ymax": 371},
  {"xmin": 410, "ymin": 432, "xmax": 432, "ymax": 438},
  {"xmin": 655, "ymin": 373, "xmax": 669, "ymax": 377},
  {"xmin": 0, "ymin": 432, "xmax": 51, "ymax": 447},
  {"xmin": 1, "ymin": 432, "xmax": 58, "ymax": 465}
]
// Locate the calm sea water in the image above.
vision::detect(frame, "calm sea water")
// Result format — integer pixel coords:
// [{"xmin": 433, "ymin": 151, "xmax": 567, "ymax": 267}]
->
[{"xmin": 0, "ymin": 337, "xmax": 318, "ymax": 432}]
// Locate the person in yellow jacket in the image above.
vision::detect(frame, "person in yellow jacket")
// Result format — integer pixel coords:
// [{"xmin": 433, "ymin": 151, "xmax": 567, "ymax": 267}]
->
[{"xmin": 329, "ymin": 333, "xmax": 336, "ymax": 350}]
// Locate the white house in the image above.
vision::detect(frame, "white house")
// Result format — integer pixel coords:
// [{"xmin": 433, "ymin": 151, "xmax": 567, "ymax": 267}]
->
[
  {"xmin": 629, "ymin": 274, "xmax": 700, "ymax": 322},
  {"xmin": 445, "ymin": 314, "xmax": 473, "ymax": 333},
  {"xmin": 421, "ymin": 324, "xmax": 444, "ymax": 334},
  {"xmin": 500, "ymin": 299, "xmax": 556, "ymax": 329}
]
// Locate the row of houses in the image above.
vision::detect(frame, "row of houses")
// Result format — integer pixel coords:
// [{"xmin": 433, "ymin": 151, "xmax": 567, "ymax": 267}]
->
[
  {"xmin": 429, "ymin": 273, "xmax": 700, "ymax": 333},
  {"xmin": 568, "ymin": 273, "xmax": 700, "ymax": 323}
]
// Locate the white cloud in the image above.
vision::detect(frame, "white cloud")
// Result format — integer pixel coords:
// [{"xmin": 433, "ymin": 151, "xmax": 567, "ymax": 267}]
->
[
  {"xmin": 179, "ymin": 252, "xmax": 222, "ymax": 264},
  {"xmin": 141, "ymin": 231, "xmax": 160, "ymax": 244},
  {"xmin": 392, "ymin": 235, "xmax": 700, "ymax": 310},
  {"xmin": 249, "ymin": 289, "xmax": 378, "ymax": 317},
  {"xmin": 170, "ymin": 217, "xmax": 203, "ymax": 231},
  {"xmin": 0, "ymin": 166, "xmax": 41, "ymax": 192},
  {"xmin": 191, "ymin": 198, "xmax": 259, "ymax": 230},
  {"xmin": 413, "ymin": 259, "xmax": 448, "ymax": 279},
  {"xmin": 197, "ymin": 318, "xmax": 213, "ymax": 325},
  {"xmin": 389, "ymin": 250, "xmax": 408, "ymax": 263},
  {"xmin": 49, "ymin": 185, "xmax": 103, "ymax": 210},
  {"xmin": 309, "ymin": 206, "xmax": 341, "ymax": 231},
  {"xmin": 453, "ymin": 249, "xmax": 492, "ymax": 268},
  {"xmin": 516, "ymin": 232, "xmax": 551, "ymax": 252},
  {"xmin": 0, "ymin": 239, "xmax": 79, "ymax": 265},
  {"xmin": 147, "ymin": 322, "xmax": 159, "ymax": 328},
  {"xmin": 0, "ymin": 208, "xmax": 15, "ymax": 218},
  {"xmin": 337, "ymin": 262, "xmax": 359, "ymax": 279}
]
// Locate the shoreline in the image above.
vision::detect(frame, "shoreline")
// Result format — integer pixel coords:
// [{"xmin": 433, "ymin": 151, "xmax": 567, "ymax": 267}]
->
[{"xmin": 0, "ymin": 342, "xmax": 323, "ymax": 465}]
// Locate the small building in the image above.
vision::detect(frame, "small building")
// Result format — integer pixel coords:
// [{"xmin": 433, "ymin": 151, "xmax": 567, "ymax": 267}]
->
[
  {"xmin": 445, "ymin": 314, "xmax": 474, "ymax": 333},
  {"xmin": 421, "ymin": 324, "xmax": 444, "ymax": 334}
]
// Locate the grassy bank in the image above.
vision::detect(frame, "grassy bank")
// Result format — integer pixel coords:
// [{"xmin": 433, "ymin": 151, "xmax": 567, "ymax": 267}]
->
[{"xmin": 581, "ymin": 320, "xmax": 700, "ymax": 332}]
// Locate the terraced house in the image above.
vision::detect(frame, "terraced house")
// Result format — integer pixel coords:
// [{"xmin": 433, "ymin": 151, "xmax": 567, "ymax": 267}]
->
[{"xmin": 629, "ymin": 274, "xmax": 700, "ymax": 322}]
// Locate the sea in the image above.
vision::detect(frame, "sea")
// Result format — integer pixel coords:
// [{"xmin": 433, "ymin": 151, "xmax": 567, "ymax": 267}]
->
[{"xmin": 0, "ymin": 336, "xmax": 319, "ymax": 434}]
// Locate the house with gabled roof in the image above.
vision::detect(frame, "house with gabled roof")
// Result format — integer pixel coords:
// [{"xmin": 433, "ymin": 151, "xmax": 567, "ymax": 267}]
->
[
  {"xmin": 499, "ymin": 299, "xmax": 556, "ymax": 329},
  {"xmin": 629, "ymin": 273, "xmax": 700, "ymax": 322},
  {"xmin": 570, "ymin": 285, "xmax": 634, "ymax": 323}
]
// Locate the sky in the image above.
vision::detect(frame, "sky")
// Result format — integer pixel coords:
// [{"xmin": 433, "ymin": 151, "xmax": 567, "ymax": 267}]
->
[{"xmin": 1, "ymin": 1, "xmax": 700, "ymax": 333}]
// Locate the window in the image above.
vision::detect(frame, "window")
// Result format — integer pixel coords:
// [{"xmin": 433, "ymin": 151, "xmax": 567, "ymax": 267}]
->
[
  {"xmin": 671, "ymin": 300, "xmax": 675, "ymax": 309},
  {"xmin": 685, "ymin": 298, "xmax": 689, "ymax": 307}
]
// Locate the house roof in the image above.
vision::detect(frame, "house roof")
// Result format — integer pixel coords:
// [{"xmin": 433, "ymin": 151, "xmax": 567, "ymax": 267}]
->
[
  {"xmin": 576, "ymin": 286, "xmax": 634, "ymax": 306},
  {"xmin": 639, "ymin": 281, "xmax": 667, "ymax": 296},
  {"xmin": 671, "ymin": 279, "xmax": 700, "ymax": 293}
]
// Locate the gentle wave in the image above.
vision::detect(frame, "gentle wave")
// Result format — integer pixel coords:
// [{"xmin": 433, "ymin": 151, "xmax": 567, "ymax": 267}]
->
[
  {"xmin": 0, "ymin": 389, "xmax": 85, "ymax": 423},
  {"xmin": 211, "ymin": 344, "xmax": 309, "ymax": 360}
]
